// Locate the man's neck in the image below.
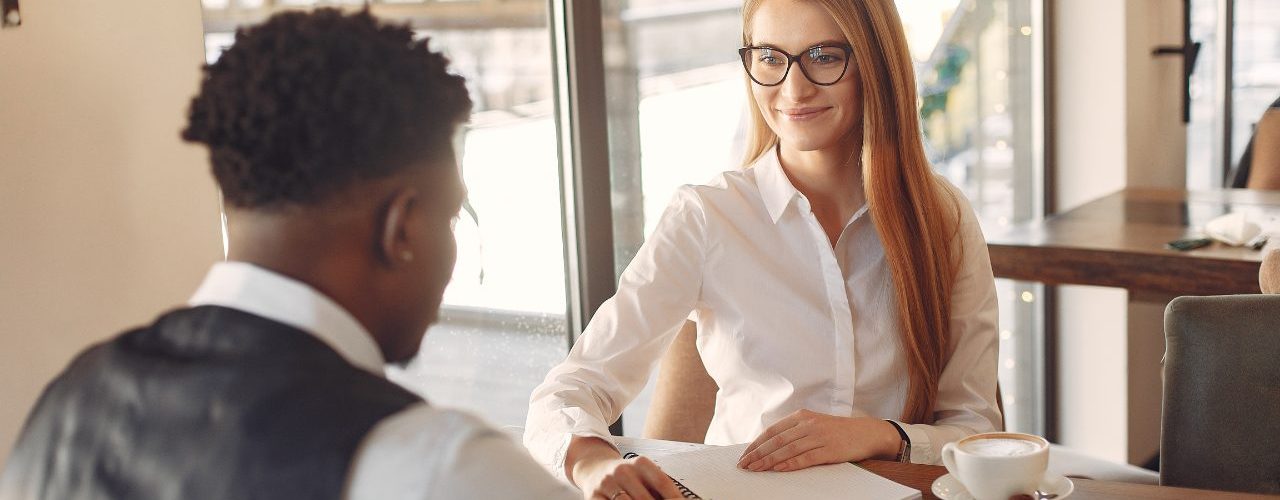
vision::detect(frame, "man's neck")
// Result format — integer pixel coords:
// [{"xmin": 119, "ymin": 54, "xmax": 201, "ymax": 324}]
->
[{"xmin": 225, "ymin": 211, "xmax": 389, "ymax": 361}]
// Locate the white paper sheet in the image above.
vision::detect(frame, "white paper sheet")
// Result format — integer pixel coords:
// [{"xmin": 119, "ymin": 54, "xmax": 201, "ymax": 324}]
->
[{"xmin": 647, "ymin": 444, "xmax": 921, "ymax": 500}]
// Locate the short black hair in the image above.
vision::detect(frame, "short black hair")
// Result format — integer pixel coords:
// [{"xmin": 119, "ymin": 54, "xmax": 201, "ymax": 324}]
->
[{"xmin": 182, "ymin": 9, "xmax": 472, "ymax": 209}]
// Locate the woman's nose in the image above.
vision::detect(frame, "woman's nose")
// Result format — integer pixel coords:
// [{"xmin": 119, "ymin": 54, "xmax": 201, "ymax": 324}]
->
[{"xmin": 779, "ymin": 62, "xmax": 818, "ymax": 101}]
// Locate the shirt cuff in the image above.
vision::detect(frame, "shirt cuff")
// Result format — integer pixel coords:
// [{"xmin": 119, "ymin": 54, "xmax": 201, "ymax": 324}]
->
[
  {"xmin": 542, "ymin": 429, "xmax": 616, "ymax": 483},
  {"xmin": 526, "ymin": 404, "xmax": 615, "ymax": 469}
]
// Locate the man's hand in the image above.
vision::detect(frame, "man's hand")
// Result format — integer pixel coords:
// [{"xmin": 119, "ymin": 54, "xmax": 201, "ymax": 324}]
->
[{"xmin": 735, "ymin": 409, "xmax": 900, "ymax": 472}]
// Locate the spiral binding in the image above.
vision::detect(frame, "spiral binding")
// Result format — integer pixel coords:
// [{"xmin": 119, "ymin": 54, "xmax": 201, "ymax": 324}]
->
[{"xmin": 621, "ymin": 452, "xmax": 702, "ymax": 499}]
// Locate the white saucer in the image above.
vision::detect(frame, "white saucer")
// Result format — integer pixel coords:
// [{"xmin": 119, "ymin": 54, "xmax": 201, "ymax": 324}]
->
[{"xmin": 931, "ymin": 473, "xmax": 1074, "ymax": 500}]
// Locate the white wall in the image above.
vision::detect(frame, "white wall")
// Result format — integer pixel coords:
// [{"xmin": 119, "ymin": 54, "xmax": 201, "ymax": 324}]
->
[
  {"xmin": 1053, "ymin": 0, "xmax": 1128, "ymax": 211},
  {"xmin": 0, "ymin": 1, "xmax": 221, "ymax": 465},
  {"xmin": 1051, "ymin": 0, "xmax": 1185, "ymax": 464}
]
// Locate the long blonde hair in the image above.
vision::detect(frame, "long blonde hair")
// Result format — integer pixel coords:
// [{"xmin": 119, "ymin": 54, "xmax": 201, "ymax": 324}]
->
[{"xmin": 741, "ymin": 0, "xmax": 961, "ymax": 424}]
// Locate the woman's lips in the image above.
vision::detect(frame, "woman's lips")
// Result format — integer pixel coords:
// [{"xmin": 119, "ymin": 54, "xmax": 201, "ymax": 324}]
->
[{"xmin": 779, "ymin": 107, "xmax": 831, "ymax": 121}]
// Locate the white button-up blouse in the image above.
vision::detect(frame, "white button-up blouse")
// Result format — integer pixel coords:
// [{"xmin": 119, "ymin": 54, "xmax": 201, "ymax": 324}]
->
[{"xmin": 524, "ymin": 149, "xmax": 1001, "ymax": 477}]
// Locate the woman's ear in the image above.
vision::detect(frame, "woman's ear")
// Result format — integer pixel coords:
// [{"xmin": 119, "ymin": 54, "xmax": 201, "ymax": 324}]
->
[{"xmin": 378, "ymin": 188, "xmax": 421, "ymax": 268}]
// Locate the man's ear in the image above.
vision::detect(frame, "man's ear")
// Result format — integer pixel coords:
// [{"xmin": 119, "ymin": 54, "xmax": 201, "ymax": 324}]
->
[{"xmin": 378, "ymin": 187, "xmax": 421, "ymax": 268}]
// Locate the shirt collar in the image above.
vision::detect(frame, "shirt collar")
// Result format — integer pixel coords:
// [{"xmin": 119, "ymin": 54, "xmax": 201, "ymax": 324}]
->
[
  {"xmin": 753, "ymin": 147, "xmax": 801, "ymax": 224},
  {"xmin": 188, "ymin": 261, "xmax": 387, "ymax": 376},
  {"xmin": 752, "ymin": 147, "xmax": 871, "ymax": 226}
]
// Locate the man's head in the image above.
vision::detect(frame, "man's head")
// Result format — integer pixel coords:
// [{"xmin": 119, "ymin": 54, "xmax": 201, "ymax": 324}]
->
[{"xmin": 181, "ymin": 9, "xmax": 472, "ymax": 363}]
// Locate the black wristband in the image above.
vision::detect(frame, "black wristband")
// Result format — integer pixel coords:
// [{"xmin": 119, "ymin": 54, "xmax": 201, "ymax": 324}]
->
[
  {"xmin": 885, "ymin": 420, "xmax": 910, "ymax": 443},
  {"xmin": 884, "ymin": 420, "xmax": 911, "ymax": 462}
]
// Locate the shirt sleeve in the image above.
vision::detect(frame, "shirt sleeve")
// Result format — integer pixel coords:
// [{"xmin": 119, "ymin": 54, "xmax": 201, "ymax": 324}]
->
[
  {"xmin": 523, "ymin": 186, "xmax": 708, "ymax": 479},
  {"xmin": 894, "ymin": 180, "xmax": 1003, "ymax": 465},
  {"xmin": 344, "ymin": 404, "xmax": 580, "ymax": 500}
]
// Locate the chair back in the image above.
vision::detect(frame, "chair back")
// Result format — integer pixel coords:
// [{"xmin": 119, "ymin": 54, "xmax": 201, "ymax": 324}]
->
[
  {"xmin": 1161, "ymin": 295, "xmax": 1280, "ymax": 494},
  {"xmin": 643, "ymin": 321, "xmax": 716, "ymax": 443}
]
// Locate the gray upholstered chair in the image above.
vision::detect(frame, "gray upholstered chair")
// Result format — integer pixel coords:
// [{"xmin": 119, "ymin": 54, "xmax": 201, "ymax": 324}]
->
[
  {"xmin": 1161, "ymin": 295, "xmax": 1280, "ymax": 494},
  {"xmin": 645, "ymin": 321, "xmax": 1159, "ymax": 484}
]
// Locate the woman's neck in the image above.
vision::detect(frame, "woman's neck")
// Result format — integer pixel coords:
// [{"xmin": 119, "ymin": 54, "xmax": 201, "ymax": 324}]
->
[
  {"xmin": 777, "ymin": 142, "xmax": 865, "ymax": 215},
  {"xmin": 777, "ymin": 139, "xmax": 866, "ymax": 247}
]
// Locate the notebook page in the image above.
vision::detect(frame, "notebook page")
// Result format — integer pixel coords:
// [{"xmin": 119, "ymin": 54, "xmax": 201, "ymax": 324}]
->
[{"xmin": 650, "ymin": 444, "xmax": 921, "ymax": 500}]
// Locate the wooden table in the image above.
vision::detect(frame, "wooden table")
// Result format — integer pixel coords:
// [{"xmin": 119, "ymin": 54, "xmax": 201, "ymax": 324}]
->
[
  {"xmin": 986, "ymin": 188, "xmax": 1280, "ymax": 296},
  {"xmin": 858, "ymin": 459, "xmax": 1273, "ymax": 499},
  {"xmin": 612, "ymin": 437, "xmax": 1274, "ymax": 499},
  {"xmin": 982, "ymin": 188, "xmax": 1280, "ymax": 465}
]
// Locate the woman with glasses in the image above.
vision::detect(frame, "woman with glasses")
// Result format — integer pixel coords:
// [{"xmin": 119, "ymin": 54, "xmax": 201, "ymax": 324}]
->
[{"xmin": 525, "ymin": 1, "xmax": 1001, "ymax": 498}]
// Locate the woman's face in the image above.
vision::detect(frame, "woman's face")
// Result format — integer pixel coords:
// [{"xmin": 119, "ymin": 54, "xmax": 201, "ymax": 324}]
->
[{"xmin": 747, "ymin": 0, "xmax": 863, "ymax": 154}]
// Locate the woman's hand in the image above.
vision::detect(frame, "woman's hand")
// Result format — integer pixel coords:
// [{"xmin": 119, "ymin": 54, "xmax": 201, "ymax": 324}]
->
[
  {"xmin": 735, "ymin": 409, "xmax": 901, "ymax": 472},
  {"xmin": 567, "ymin": 436, "xmax": 684, "ymax": 500},
  {"xmin": 573, "ymin": 455, "xmax": 684, "ymax": 500}
]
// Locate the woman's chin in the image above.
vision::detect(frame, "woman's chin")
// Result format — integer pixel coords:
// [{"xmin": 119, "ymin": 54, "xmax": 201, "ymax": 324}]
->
[{"xmin": 777, "ymin": 135, "xmax": 842, "ymax": 152}]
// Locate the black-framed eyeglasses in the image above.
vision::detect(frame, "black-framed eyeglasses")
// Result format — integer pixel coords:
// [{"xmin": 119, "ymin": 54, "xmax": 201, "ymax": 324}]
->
[{"xmin": 738, "ymin": 44, "xmax": 853, "ymax": 87}]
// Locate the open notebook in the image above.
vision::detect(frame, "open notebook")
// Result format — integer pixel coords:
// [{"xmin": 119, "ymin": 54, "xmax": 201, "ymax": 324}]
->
[{"xmin": 627, "ymin": 444, "xmax": 921, "ymax": 500}]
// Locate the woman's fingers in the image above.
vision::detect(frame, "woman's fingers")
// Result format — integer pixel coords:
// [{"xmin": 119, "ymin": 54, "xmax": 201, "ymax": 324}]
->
[
  {"xmin": 739, "ymin": 424, "xmax": 807, "ymax": 470},
  {"xmin": 748, "ymin": 434, "xmax": 823, "ymax": 472},
  {"xmin": 589, "ymin": 457, "xmax": 683, "ymax": 500},
  {"xmin": 613, "ymin": 470, "xmax": 656, "ymax": 500},
  {"xmin": 634, "ymin": 457, "xmax": 685, "ymax": 499},
  {"xmin": 738, "ymin": 413, "xmax": 804, "ymax": 463},
  {"xmin": 592, "ymin": 475, "xmax": 621, "ymax": 500},
  {"xmin": 737, "ymin": 413, "xmax": 891, "ymax": 476},
  {"xmin": 772, "ymin": 448, "xmax": 828, "ymax": 472}
]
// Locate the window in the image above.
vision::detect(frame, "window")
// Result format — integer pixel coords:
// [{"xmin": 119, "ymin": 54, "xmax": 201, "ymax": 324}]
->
[
  {"xmin": 908, "ymin": 0, "xmax": 1046, "ymax": 435},
  {"xmin": 199, "ymin": 0, "xmax": 571, "ymax": 429},
  {"xmin": 1187, "ymin": 0, "xmax": 1280, "ymax": 189},
  {"xmin": 394, "ymin": 16, "xmax": 568, "ymax": 429},
  {"xmin": 597, "ymin": 0, "xmax": 746, "ymax": 436}
]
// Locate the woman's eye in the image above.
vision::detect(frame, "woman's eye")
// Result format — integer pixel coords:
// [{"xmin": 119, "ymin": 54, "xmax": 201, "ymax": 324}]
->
[
  {"xmin": 809, "ymin": 51, "xmax": 843, "ymax": 65},
  {"xmin": 759, "ymin": 54, "xmax": 782, "ymax": 65}
]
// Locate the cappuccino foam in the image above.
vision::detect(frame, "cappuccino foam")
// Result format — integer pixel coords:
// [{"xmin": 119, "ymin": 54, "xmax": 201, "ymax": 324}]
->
[{"xmin": 960, "ymin": 437, "xmax": 1041, "ymax": 457}]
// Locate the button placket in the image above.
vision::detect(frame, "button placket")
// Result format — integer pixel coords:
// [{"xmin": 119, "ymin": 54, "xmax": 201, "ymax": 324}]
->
[
  {"xmin": 834, "ymin": 207, "xmax": 867, "ymax": 415},
  {"xmin": 797, "ymin": 197, "xmax": 856, "ymax": 415}
]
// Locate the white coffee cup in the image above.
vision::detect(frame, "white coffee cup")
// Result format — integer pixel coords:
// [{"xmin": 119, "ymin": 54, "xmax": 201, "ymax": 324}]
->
[{"xmin": 940, "ymin": 432, "xmax": 1049, "ymax": 500}]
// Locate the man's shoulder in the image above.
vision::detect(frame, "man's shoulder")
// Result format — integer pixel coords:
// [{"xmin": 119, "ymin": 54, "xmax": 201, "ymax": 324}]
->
[{"xmin": 349, "ymin": 405, "xmax": 579, "ymax": 500}]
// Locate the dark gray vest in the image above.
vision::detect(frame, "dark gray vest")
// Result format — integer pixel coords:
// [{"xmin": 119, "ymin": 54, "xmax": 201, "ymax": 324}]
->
[{"xmin": 0, "ymin": 306, "xmax": 422, "ymax": 500}]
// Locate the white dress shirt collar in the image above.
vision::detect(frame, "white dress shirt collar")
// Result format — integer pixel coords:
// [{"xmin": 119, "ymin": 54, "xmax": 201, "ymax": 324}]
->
[
  {"xmin": 753, "ymin": 147, "xmax": 871, "ymax": 226},
  {"xmin": 188, "ymin": 261, "xmax": 386, "ymax": 376},
  {"xmin": 753, "ymin": 148, "xmax": 801, "ymax": 224}
]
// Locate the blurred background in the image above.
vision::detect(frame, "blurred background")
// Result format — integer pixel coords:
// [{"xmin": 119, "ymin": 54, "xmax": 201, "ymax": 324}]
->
[{"xmin": 3, "ymin": 0, "xmax": 1277, "ymax": 470}]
